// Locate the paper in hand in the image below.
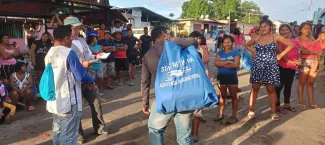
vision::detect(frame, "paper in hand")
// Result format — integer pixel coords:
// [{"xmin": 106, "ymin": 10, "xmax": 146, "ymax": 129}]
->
[{"xmin": 98, "ymin": 53, "xmax": 110, "ymax": 60}]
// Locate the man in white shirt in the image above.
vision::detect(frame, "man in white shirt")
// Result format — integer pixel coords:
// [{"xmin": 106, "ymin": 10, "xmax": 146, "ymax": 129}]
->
[
  {"xmin": 45, "ymin": 25, "xmax": 94, "ymax": 145},
  {"xmin": 111, "ymin": 20, "xmax": 123, "ymax": 33},
  {"xmin": 63, "ymin": 16, "xmax": 108, "ymax": 144}
]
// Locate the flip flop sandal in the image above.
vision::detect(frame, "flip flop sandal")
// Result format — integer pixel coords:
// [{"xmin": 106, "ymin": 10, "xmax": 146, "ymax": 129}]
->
[
  {"xmin": 283, "ymin": 106, "xmax": 297, "ymax": 112},
  {"xmin": 213, "ymin": 115, "xmax": 224, "ymax": 122},
  {"xmin": 227, "ymin": 116, "xmax": 238, "ymax": 124},
  {"xmin": 309, "ymin": 104, "xmax": 321, "ymax": 109},
  {"xmin": 270, "ymin": 113, "xmax": 279, "ymax": 121},
  {"xmin": 276, "ymin": 107, "xmax": 287, "ymax": 114},
  {"xmin": 247, "ymin": 111, "xmax": 256, "ymax": 119},
  {"xmin": 298, "ymin": 104, "xmax": 308, "ymax": 110},
  {"xmin": 99, "ymin": 98, "xmax": 108, "ymax": 103},
  {"xmin": 28, "ymin": 106, "xmax": 35, "ymax": 112}
]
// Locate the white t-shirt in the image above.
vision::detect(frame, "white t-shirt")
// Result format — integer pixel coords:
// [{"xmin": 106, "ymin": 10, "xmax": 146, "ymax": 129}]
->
[
  {"xmin": 72, "ymin": 40, "xmax": 94, "ymax": 60},
  {"xmin": 111, "ymin": 26, "xmax": 123, "ymax": 33}
]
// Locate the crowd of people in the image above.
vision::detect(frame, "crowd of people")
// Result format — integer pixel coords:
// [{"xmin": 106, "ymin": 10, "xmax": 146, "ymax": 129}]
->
[{"xmin": 0, "ymin": 13, "xmax": 325, "ymax": 145}]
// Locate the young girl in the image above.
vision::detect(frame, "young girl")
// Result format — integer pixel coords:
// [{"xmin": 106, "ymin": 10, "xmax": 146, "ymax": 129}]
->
[
  {"xmin": 198, "ymin": 36, "xmax": 210, "ymax": 78},
  {"xmin": 214, "ymin": 35, "xmax": 240, "ymax": 124},
  {"xmin": 296, "ymin": 23, "xmax": 324, "ymax": 110},
  {"xmin": 87, "ymin": 36, "xmax": 105, "ymax": 96}
]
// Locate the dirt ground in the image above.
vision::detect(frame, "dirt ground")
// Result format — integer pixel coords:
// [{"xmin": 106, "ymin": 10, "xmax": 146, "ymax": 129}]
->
[{"xmin": 1, "ymin": 41, "xmax": 325, "ymax": 145}]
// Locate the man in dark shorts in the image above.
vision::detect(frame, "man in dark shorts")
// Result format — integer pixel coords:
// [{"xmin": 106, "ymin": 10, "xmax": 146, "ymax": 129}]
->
[
  {"xmin": 113, "ymin": 31, "xmax": 134, "ymax": 86},
  {"xmin": 139, "ymin": 27, "xmax": 152, "ymax": 64},
  {"xmin": 124, "ymin": 29, "xmax": 141, "ymax": 79}
]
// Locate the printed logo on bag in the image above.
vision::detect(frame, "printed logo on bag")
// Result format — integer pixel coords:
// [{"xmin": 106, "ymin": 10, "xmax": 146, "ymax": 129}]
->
[{"xmin": 159, "ymin": 58, "xmax": 201, "ymax": 88}]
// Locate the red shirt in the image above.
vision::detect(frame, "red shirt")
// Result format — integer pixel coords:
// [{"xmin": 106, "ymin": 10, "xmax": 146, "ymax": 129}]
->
[
  {"xmin": 114, "ymin": 39, "xmax": 127, "ymax": 59},
  {"xmin": 278, "ymin": 39, "xmax": 299, "ymax": 70},
  {"xmin": 233, "ymin": 34, "xmax": 245, "ymax": 46}
]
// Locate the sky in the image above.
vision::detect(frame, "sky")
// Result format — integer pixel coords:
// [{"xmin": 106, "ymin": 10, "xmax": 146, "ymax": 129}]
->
[{"xmin": 110, "ymin": 0, "xmax": 325, "ymax": 23}]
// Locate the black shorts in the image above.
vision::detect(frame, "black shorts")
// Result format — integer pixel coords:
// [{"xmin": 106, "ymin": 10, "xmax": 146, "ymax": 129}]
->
[
  {"xmin": 127, "ymin": 55, "xmax": 139, "ymax": 65},
  {"xmin": 115, "ymin": 58, "xmax": 129, "ymax": 72},
  {"xmin": 217, "ymin": 74, "xmax": 238, "ymax": 86}
]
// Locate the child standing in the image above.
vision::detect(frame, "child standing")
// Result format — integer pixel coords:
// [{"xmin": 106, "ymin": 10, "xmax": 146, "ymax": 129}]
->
[
  {"xmin": 214, "ymin": 35, "xmax": 240, "ymax": 124},
  {"xmin": 87, "ymin": 36, "xmax": 104, "ymax": 96}
]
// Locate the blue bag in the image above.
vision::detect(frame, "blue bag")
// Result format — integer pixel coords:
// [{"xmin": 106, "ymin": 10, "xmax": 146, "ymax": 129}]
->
[
  {"xmin": 155, "ymin": 41, "xmax": 218, "ymax": 114},
  {"xmin": 39, "ymin": 64, "xmax": 56, "ymax": 101},
  {"xmin": 242, "ymin": 50, "xmax": 253, "ymax": 71}
]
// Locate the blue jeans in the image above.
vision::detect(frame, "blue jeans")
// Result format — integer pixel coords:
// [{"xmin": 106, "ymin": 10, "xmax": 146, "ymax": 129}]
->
[
  {"xmin": 52, "ymin": 105, "xmax": 82, "ymax": 145},
  {"xmin": 148, "ymin": 101, "xmax": 193, "ymax": 145}
]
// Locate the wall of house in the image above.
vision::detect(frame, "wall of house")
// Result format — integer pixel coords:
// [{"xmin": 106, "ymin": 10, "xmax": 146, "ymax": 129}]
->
[
  {"xmin": 236, "ymin": 22, "xmax": 255, "ymax": 35},
  {"xmin": 123, "ymin": 12, "xmax": 151, "ymax": 28},
  {"xmin": 180, "ymin": 21, "xmax": 191, "ymax": 37}
]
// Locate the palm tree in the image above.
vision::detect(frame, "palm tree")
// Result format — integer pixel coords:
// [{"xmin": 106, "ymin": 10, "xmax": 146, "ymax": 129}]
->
[{"xmin": 169, "ymin": 13, "xmax": 175, "ymax": 19}]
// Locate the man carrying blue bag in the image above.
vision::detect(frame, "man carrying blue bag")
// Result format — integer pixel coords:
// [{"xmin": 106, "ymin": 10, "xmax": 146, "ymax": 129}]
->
[{"xmin": 141, "ymin": 27, "xmax": 218, "ymax": 145}]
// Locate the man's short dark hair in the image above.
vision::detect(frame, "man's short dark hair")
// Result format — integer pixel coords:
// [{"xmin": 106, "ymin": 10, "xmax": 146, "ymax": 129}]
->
[
  {"xmin": 53, "ymin": 25, "xmax": 72, "ymax": 41},
  {"xmin": 144, "ymin": 27, "xmax": 148, "ymax": 30},
  {"xmin": 189, "ymin": 31, "xmax": 201, "ymax": 38},
  {"xmin": 151, "ymin": 27, "xmax": 167, "ymax": 42},
  {"xmin": 127, "ymin": 24, "xmax": 132, "ymax": 27}
]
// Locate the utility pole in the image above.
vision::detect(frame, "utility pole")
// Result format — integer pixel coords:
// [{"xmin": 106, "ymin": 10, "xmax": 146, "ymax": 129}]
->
[
  {"xmin": 308, "ymin": 0, "xmax": 312, "ymax": 20},
  {"xmin": 229, "ymin": 9, "xmax": 231, "ymax": 33},
  {"xmin": 249, "ymin": 13, "xmax": 251, "ymax": 23}
]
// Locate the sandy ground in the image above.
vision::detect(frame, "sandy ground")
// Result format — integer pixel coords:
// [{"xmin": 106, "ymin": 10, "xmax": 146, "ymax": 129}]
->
[{"xmin": 1, "ymin": 40, "xmax": 325, "ymax": 145}]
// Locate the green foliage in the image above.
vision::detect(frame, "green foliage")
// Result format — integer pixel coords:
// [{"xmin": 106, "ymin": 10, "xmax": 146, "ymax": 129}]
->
[
  {"xmin": 239, "ymin": 1, "xmax": 263, "ymax": 24},
  {"xmin": 180, "ymin": 0, "xmax": 214, "ymax": 19},
  {"xmin": 212, "ymin": 0, "xmax": 240, "ymax": 20},
  {"xmin": 180, "ymin": 0, "xmax": 263, "ymax": 23},
  {"xmin": 169, "ymin": 13, "xmax": 175, "ymax": 19}
]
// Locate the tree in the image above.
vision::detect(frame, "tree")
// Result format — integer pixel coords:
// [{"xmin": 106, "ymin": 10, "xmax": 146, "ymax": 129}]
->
[
  {"xmin": 169, "ymin": 13, "xmax": 175, "ymax": 19},
  {"xmin": 240, "ymin": 1, "xmax": 263, "ymax": 24},
  {"xmin": 180, "ymin": 1, "xmax": 190, "ymax": 18},
  {"xmin": 211, "ymin": 0, "xmax": 240, "ymax": 20},
  {"xmin": 180, "ymin": 0, "xmax": 262, "ymax": 23},
  {"xmin": 180, "ymin": 0, "xmax": 214, "ymax": 19}
]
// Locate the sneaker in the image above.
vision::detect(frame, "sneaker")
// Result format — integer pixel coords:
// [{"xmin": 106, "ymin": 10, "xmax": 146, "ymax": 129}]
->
[
  {"xmin": 117, "ymin": 82, "xmax": 123, "ymax": 86},
  {"xmin": 128, "ymin": 81, "xmax": 134, "ymax": 86}
]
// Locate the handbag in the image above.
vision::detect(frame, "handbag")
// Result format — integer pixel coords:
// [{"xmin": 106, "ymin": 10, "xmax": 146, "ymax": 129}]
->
[{"xmin": 155, "ymin": 41, "xmax": 218, "ymax": 114}]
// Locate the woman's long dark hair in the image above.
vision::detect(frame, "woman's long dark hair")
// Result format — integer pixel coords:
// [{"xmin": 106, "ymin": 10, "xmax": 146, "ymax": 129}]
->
[
  {"xmin": 87, "ymin": 35, "xmax": 96, "ymax": 45},
  {"xmin": 233, "ymin": 28, "xmax": 241, "ymax": 37},
  {"xmin": 260, "ymin": 15, "xmax": 273, "ymax": 33},
  {"xmin": 279, "ymin": 24, "xmax": 293, "ymax": 34},
  {"xmin": 200, "ymin": 36, "xmax": 207, "ymax": 45},
  {"xmin": 299, "ymin": 22, "xmax": 312, "ymax": 36},
  {"xmin": 0, "ymin": 34, "xmax": 9, "ymax": 44}
]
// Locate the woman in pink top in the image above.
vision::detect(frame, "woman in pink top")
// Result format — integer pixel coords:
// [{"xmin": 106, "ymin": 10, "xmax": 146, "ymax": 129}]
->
[
  {"xmin": 296, "ymin": 22, "xmax": 324, "ymax": 109},
  {"xmin": 233, "ymin": 28, "xmax": 246, "ymax": 69},
  {"xmin": 275, "ymin": 24, "xmax": 300, "ymax": 113},
  {"xmin": 0, "ymin": 34, "xmax": 19, "ymax": 83}
]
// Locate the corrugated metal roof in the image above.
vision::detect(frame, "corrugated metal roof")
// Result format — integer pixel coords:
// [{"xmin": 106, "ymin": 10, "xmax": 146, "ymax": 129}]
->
[{"xmin": 66, "ymin": 0, "xmax": 109, "ymax": 7}]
